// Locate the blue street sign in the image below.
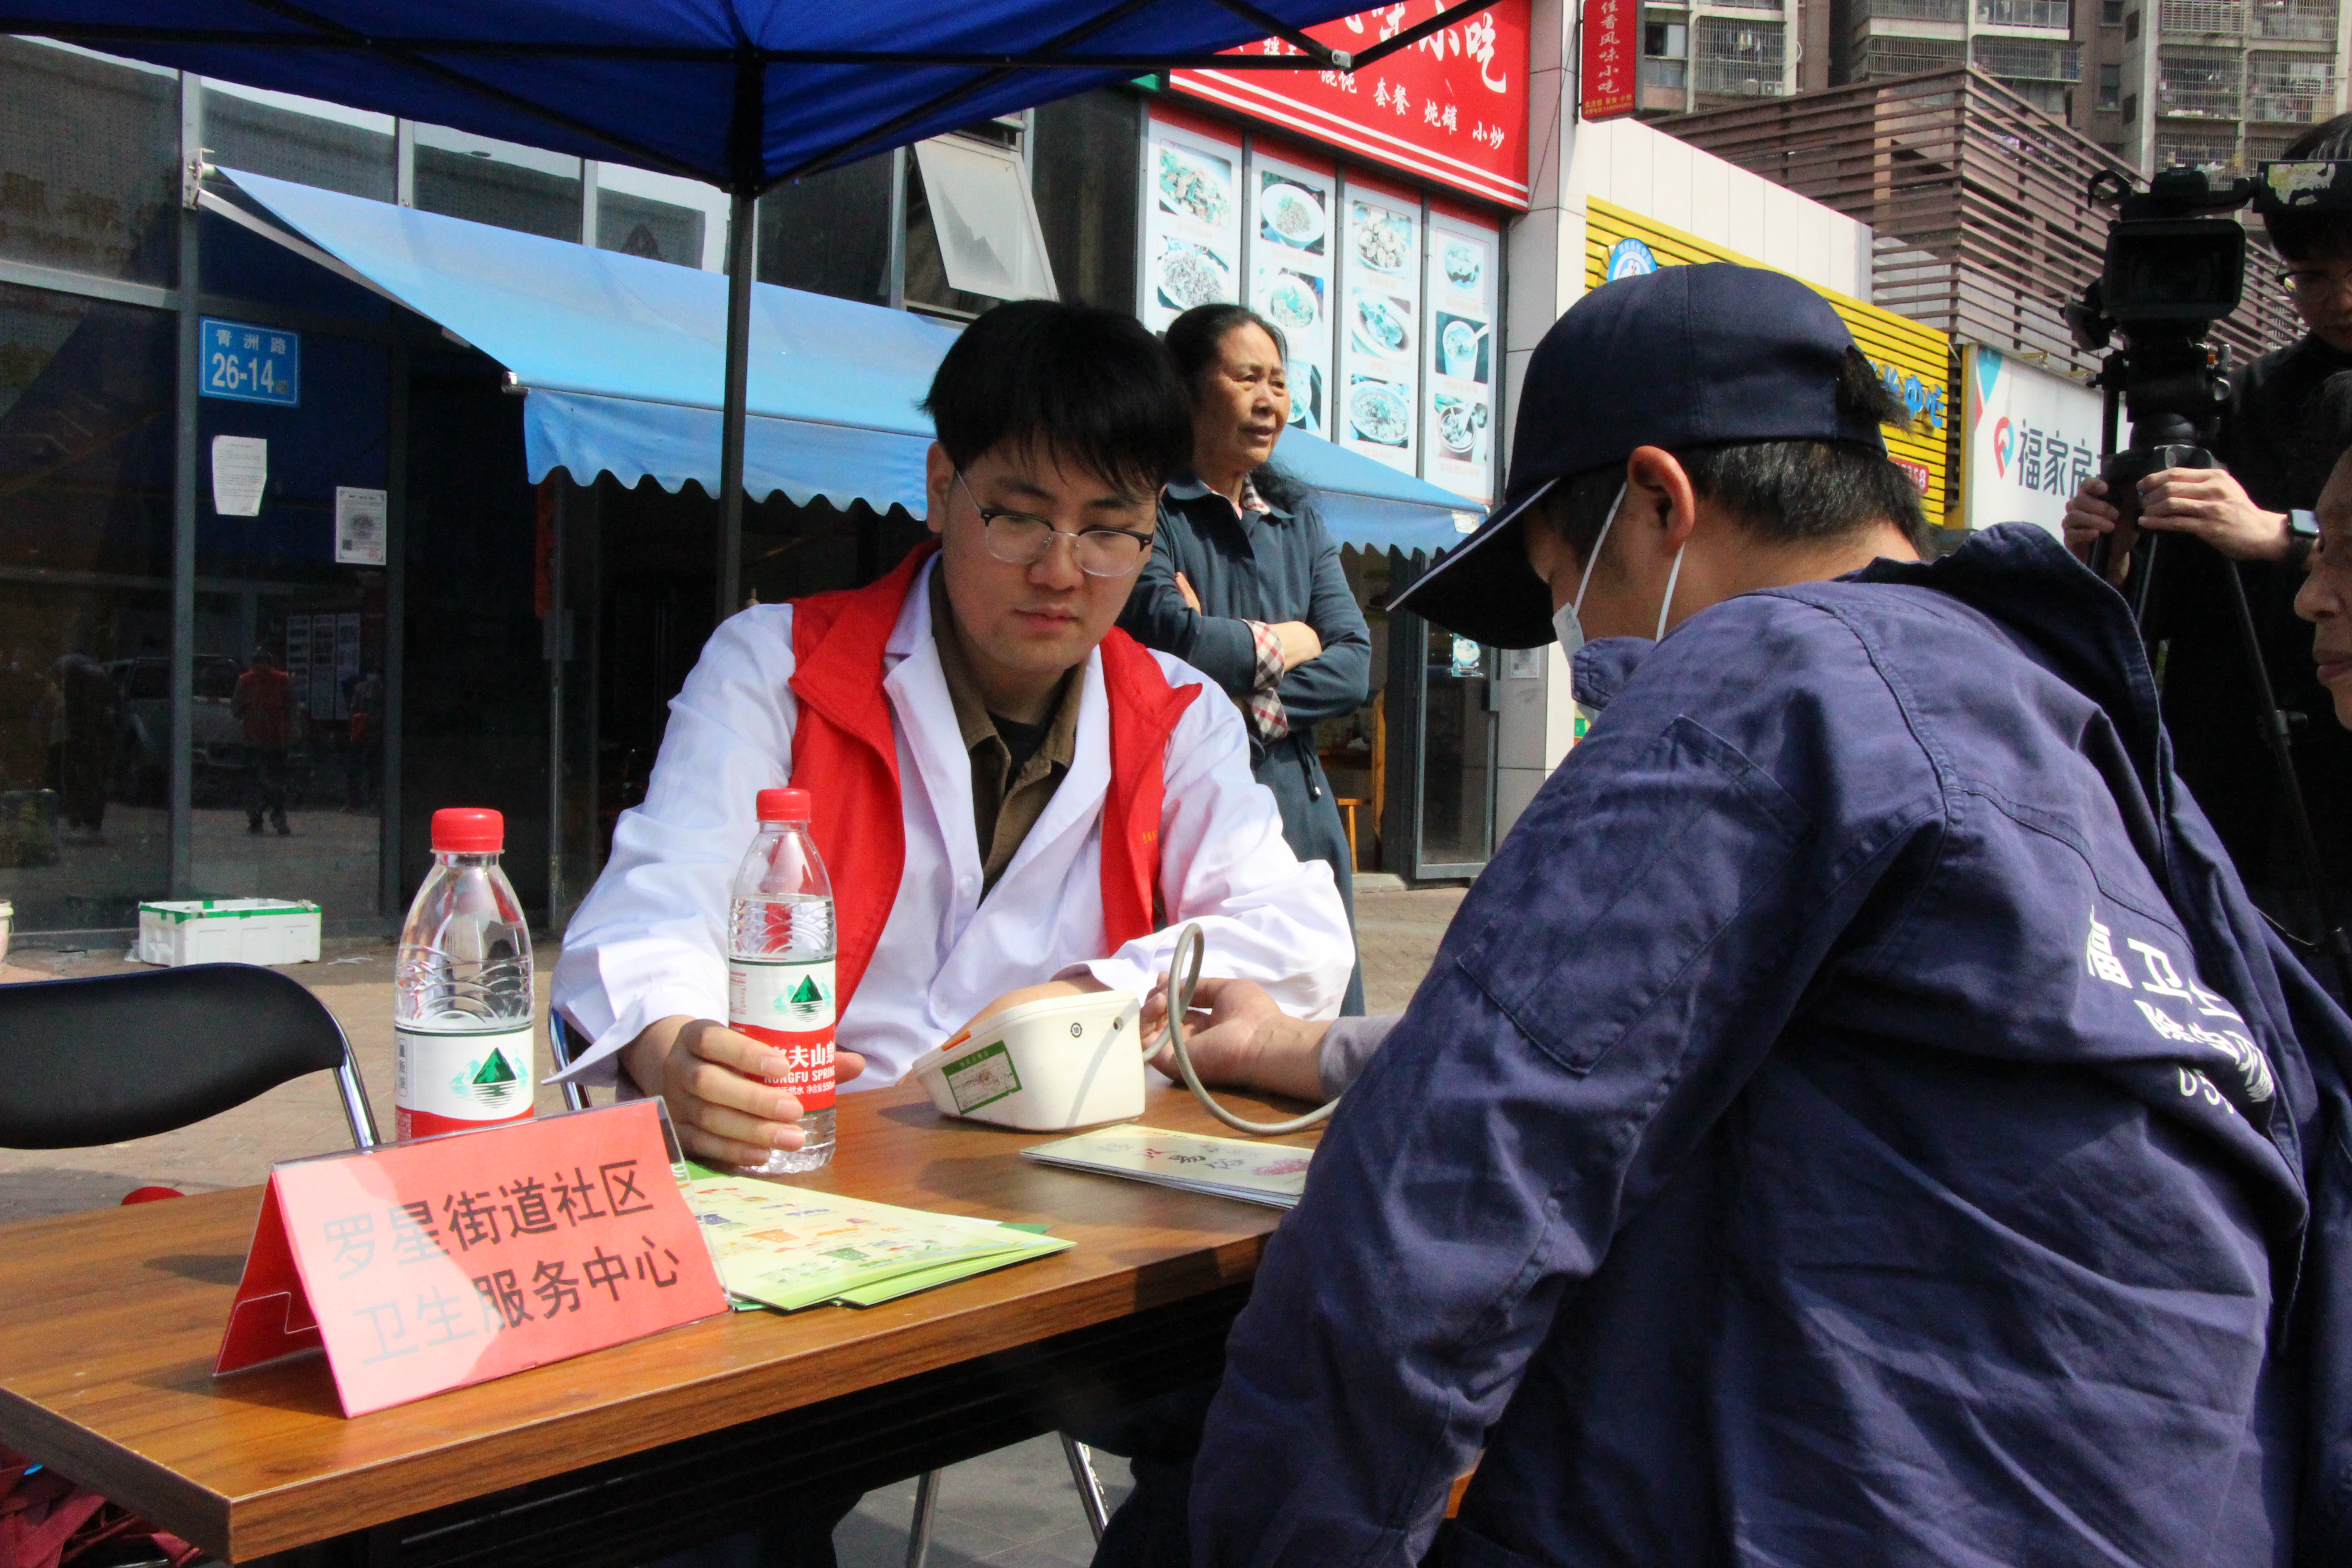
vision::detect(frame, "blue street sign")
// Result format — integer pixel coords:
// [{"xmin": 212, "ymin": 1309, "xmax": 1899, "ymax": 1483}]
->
[{"xmin": 200, "ymin": 318, "xmax": 300, "ymax": 407}]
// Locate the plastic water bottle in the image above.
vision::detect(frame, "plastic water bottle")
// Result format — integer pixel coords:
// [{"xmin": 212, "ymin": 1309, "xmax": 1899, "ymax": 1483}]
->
[
  {"xmin": 728, "ymin": 787, "xmax": 837, "ymax": 1173},
  {"xmin": 394, "ymin": 807, "xmax": 534, "ymax": 1140}
]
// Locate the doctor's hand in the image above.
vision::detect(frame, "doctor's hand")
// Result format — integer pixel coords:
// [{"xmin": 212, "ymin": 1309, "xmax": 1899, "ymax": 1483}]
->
[
  {"xmin": 620, "ymin": 1014, "xmax": 867, "ymax": 1168},
  {"xmin": 956, "ymin": 975, "xmax": 1111, "ymax": 1041},
  {"xmin": 1140, "ymin": 975, "xmax": 1328, "ymax": 1102}
]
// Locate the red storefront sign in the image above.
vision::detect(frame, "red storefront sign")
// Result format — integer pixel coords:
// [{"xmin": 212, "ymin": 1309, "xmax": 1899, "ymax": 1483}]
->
[
  {"xmin": 1170, "ymin": 1, "xmax": 1532, "ymax": 210},
  {"xmin": 1580, "ymin": 0, "xmax": 1637, "ymax": 122}
]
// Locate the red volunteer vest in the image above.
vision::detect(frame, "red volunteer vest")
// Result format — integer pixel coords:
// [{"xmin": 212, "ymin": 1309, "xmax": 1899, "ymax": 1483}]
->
[{"xmin": 786, "ymin": 544, "xmax": 1200, "ymax": 1012}]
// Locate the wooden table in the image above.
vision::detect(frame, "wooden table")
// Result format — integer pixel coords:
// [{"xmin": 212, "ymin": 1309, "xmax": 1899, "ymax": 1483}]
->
[{"xmin": 0, "ymin": 1080, "xmax": 1318, "ymax": 1568}]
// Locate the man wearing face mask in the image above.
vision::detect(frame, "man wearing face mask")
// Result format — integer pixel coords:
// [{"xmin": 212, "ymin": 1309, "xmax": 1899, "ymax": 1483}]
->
[{"xmin": 1181, "ymin": 263, "xmax": 2352, "ymax": 1567}]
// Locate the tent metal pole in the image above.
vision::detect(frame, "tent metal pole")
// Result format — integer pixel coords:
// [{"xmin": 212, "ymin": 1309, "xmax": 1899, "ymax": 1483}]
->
[{"xmin": 718, "ymin": 186, "xmax": 753, "ymax": 622}]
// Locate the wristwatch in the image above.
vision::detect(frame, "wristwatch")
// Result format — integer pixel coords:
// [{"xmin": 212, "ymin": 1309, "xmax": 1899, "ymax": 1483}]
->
[{"xmin": 2289, "ymin": 508, "xmax": 2321, "ymax": 567}]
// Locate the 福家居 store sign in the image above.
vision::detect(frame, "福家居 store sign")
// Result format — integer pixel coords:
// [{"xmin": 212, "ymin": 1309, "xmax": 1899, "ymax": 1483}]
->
[
  {"xmin": 1960, "ymin": 345, "xmax": 2105, "ymax": 539},
  {"xmin": 1170, "ymin": 1, "xmax": 1533, "ymax": 209}
]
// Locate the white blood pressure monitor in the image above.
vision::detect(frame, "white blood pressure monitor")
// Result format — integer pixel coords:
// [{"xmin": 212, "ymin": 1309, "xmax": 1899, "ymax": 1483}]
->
[{"xmin": 907, "ymin": 990, "xmax": 1146, "ymax": 1131}]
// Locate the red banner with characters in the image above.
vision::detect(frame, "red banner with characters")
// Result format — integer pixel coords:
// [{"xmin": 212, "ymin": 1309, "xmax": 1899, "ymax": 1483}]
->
[
  {"xmin": 1170, "ymin": 1, "xmax": 1532, "ymax": 210},
  {"xmin": 1580, "ymin": 0, "xmax": 1637, "ymax": 122}
]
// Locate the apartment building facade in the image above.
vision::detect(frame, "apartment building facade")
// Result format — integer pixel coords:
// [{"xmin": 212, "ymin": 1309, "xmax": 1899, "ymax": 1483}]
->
[
  {"xmin": 1636, "ymin": 0, "xmax": 2352, "ymax": 170},
  {"xmin": 2117, "ymin": 0, "xmax": 2352, "ymax": 172}
]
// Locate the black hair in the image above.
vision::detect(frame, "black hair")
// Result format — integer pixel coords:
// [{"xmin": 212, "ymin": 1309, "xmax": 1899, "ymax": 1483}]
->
[
  {"xmin": 1161, "ymin": 302, "xmax": 1311, "ymax": 512},
  {"xmin": 918, "ymin": 300, "xmax": 1195, "ymax": 496},
  {"xmin": 1536, "ymin": 346, "xmax": 1931, "ymax": 562},
  {"xmin": 2265, "ymin": 114, "xmax": 2352, "ymax": 262}
]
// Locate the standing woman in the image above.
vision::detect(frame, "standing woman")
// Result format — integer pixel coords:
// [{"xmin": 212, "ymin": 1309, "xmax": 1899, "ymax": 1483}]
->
[{"xmin": 1123, "ymin": 303, "xmax": 1372, "ymax": 1013}]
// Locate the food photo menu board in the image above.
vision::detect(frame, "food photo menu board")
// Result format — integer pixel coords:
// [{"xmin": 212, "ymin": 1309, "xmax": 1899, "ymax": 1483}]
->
[
  {"xmin": 1339, "ymin": 186, "xmax": 1421, "ymax": 475},
  {"xmin": 1143, "ymin": 118, "xmax": 1244, "ymax": 334},
  {"xmin": 1422, "ymin": 213, "xmax": 1498, "ymax": 503},
  {"xmin": 1248, "ymin": 153, "xmax": 1337, "ymax": 441}
]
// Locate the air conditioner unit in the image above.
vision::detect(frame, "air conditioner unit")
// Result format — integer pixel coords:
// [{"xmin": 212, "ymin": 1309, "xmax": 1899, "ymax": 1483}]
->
[{"xmin": 1743, "ymin": 76, "xmax": 1764, "ymax": 93}]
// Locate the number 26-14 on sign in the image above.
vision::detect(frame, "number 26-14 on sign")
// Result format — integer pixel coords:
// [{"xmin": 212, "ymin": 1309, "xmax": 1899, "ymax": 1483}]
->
[
  {"xmin": 199, "ymin": 317, "xmax": 300, "ymax": 408},
  {"xmin": 214, "ymin": 1099, "xmax": 727, "ymax": 1416}
]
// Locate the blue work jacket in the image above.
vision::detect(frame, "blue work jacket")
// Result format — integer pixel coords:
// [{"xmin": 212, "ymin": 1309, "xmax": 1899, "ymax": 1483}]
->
[{"xmin": 1192, "ymin": 527, "xmax": 2352, "ymax": 1567}]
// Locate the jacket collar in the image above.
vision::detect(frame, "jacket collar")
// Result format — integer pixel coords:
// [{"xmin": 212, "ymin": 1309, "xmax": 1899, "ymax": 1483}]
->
[{"xmin": 1164, "ymin": 470, "xmax": 1294, "ymax": 523}]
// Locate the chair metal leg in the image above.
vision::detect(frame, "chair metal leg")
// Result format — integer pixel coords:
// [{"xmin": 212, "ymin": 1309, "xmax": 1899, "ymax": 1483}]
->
[
  {"xmin": 329, "ymin": 1016, "xmax": 381, "ymax": 1149},
  {"xmin": 906, "ymin": 1468, "xmax": 941, "ymax": 1568},
  {"xmin": 1061, "ymin": 1435, "xmax": 1109, "ymax": 1544}
]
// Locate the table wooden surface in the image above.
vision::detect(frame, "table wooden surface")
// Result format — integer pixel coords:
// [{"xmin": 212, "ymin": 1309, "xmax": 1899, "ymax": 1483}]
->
[{"xmin": 0, "ymin": 1079, "xmax": 1318, "ymax": 1564}]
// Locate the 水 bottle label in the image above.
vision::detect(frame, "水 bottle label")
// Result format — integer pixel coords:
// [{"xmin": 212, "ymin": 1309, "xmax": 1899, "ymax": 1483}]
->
[
  {"xmin": 729, "ymin": 957, "xmax": 837, "ymax": 1110},
  {"xmin": 394, "ymin": 1024, "xmax": 536, "ymax": 1140}
]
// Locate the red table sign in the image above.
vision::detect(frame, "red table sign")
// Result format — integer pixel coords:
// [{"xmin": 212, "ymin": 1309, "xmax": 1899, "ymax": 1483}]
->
[
  {"xmin": 215, "ymin": 1100, "xmax": 728, "ymax": 1416},
  {"xmin": 1580, "ymin": 0, "xmax": 1637, "ymax": 122}
]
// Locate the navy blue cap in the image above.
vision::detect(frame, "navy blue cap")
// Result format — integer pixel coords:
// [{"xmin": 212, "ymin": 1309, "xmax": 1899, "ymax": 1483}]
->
[{"xmin": 1392, "ymin": 263, "xmax": 1886, "ymax": 648}]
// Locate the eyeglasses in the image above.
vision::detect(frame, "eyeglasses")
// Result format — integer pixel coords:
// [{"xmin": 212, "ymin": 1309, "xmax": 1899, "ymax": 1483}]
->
[
  {"xmin": 955, "ymin": 471, "xmax": 1153, "ymax": 578},
  {"xmin": 2278, "ymin": 267, "xmax": 2352, "ymax": 301}
]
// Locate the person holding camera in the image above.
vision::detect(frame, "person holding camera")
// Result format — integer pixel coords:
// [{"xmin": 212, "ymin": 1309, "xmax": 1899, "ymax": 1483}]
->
[{"xmin": 2065, "ymin": 114, "xmax": 2352, "ymax": 938}]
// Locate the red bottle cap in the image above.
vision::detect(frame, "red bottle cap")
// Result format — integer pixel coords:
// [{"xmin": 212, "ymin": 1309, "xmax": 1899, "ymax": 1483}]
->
[
  {"xmin": 756, "ymin": 787, "xmax": 811, "ymax": 822},
  {"xmin": 431, "ymin": 807, "xmax": 505, "ymax": 853}
]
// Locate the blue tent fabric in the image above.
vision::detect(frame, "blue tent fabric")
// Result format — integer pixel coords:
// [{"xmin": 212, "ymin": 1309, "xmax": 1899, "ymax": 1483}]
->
[
  {"xmin": 19, "ymin": 2, "xmax": 1391, "ymax": 191},
  {"xmin": 521, "ymin": 389, "xmax": 933, "ymax": 513},
  {"xmin": 225, "ymin": 168, "xmax": 1481, "ymax": 546}
]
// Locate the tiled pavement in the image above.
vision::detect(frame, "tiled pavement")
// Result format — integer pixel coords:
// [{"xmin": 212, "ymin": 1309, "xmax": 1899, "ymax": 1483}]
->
[{"xmin": 0, "ymin": 881, "xmax": 1465, "ymax": 1568}]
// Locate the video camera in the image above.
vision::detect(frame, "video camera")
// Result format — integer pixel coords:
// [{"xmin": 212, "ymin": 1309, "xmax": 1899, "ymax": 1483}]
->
[{"xmin": 2066, "ymin": 159, "xmax": 2352, "ymax": 529}]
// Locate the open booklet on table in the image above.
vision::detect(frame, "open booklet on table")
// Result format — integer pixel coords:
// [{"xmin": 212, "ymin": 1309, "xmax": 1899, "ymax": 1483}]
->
[
  {"xmin": 1019, "ymin": 1125, "xmax": 1314, "ymax": 1209},
  {"xmin": 680, "ymin": 1168, "xmax": 1070, "ymax": 1311}
]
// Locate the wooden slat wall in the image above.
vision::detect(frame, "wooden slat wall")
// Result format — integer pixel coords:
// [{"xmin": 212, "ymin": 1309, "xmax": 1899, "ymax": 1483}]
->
[{"xmin": 1663, "ymin": 68, "xmax": 2303, "ymax": 378}]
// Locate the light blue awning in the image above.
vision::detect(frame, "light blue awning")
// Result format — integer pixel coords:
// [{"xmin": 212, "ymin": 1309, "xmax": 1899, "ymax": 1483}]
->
[{"xmin": 222, "ymin": 168, "xmax": 1483, "ymax": 549}]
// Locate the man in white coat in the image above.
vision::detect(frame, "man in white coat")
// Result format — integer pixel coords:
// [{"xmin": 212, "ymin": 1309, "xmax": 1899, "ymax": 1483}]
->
[{"xmin": 551, "ymin": 299, "xmax": 1352, "ymax": 1176}]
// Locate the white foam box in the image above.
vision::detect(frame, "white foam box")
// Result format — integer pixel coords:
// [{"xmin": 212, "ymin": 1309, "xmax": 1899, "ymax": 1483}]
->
[{"xmin": 136, "ymin": 898, "xmax": 322, "ymax": 967}]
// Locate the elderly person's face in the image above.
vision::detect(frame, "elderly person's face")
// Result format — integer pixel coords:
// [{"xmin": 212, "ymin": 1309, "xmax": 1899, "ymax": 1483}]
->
[
  {"xmin": 1191, "ymin": 323, "xmax": 1291, "ymax": 480},
  {"xmin": 2294, "ymin": 449, "xmax": 2352, "ymax": 725}
]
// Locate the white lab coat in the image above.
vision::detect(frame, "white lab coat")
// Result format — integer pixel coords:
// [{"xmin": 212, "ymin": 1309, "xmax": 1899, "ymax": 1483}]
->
[{"xmin": 551, "ymin": 555, "xmax": 1353, "ymax": 1092}]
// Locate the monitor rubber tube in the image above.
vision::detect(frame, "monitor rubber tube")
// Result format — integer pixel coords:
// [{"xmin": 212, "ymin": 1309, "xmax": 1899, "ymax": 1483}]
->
[{"xmin": 1159, "ymin": 922, "xmax": 1339, "ymax": 1137}]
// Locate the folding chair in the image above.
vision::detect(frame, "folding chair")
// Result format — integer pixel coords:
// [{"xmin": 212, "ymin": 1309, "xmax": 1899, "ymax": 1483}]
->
[
  {"xmin": 544, "ymin": 1013, "xmax": 1114, "ymax": 1567},
  {"xmin": 0, "ymin": 963, "xmax": 377, "ymax": 1154}
]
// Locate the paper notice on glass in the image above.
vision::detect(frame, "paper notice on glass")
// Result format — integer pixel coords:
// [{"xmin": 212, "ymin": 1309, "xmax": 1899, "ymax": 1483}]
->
[
  {"xmin": 211, "ymin": 436, "xmax": 267, "ymax": 516},
  {"xmin": 334, "ymin": 486, "xmax": 387, "ymax": 565}
]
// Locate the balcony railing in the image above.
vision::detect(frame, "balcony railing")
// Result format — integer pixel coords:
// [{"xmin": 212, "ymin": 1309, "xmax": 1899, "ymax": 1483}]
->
[
  {"xmin": 2160, "ymin": 84, "xmax": 2245, "ymax": 112},
  {"xmin": 1693, "ymin": 61, "xmax": 1789, "ymax": 94},
  {"xmin": 1975, "ymin": 36, "xmax": 2083, "ymax": 76},
  {"xmin": 1979, "ymin": 0, "xmax": 2073, "ymax": 25},
  {"xmin": 2250, "ymin": 87, "xmax": 2332, "ymax": 117},
  {"xmin": 1860, "ymin": 38, "xmax": 1968, "ymax": 75},
  {"xmin": 2160, "ymin": 0, "xmax": 2248, "ymax": 33},
  {"xmin": 2254, "ymin": 1, "xmax": 2337, "ymax": 36},
  {"xmin": 1870, "ymin": 0, "xmax": 1967, "ymax": 19},
  {"xmin": 2156, "ymin": 134, "xmax": 2240, "ymax": 169}
]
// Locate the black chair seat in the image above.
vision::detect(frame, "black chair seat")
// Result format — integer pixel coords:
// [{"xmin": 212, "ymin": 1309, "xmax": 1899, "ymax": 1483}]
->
[{"xmin": 0, "ymin": 963, "xmax": 377, "ymax": 1150}]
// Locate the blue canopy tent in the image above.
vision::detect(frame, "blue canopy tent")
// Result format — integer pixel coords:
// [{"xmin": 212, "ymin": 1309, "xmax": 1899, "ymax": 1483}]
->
[
  {"xmin": 212, "ymin": 167, "xmax": 1481, "ymax": 552},
  {"xmin": 9, "ymin": 0, "xmax": 1499, "ymax": 606}
]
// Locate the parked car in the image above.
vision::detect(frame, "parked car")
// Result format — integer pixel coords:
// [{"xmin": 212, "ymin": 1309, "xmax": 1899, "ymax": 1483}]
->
[{"xmin": 108, "ymin": 656, "xmax": 246, "ymax": 803}]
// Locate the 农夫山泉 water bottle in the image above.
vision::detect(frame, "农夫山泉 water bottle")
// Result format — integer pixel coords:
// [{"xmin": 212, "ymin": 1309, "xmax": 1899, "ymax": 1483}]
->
[
  {"xmin": 728, "ymin": 787, "xmax": 837, "ymax": 1173},
  {"xmin": 394, "ymin": 807, "xmax": 534, "ymax": 1139}
]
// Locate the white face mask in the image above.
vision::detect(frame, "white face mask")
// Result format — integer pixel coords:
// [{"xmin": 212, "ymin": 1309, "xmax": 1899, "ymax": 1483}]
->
[{"xmin": 1548, "ymin": 483, "xmax": 1689, "ymax": 655}]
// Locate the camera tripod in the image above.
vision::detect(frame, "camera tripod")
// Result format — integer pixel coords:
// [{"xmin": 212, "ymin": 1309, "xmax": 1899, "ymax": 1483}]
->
[{"xmin": 2092, "ymin": 403, "xmax": 2352, "ymax": 1001}]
